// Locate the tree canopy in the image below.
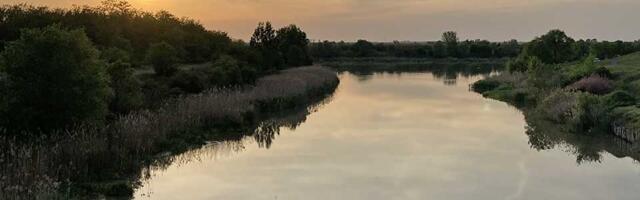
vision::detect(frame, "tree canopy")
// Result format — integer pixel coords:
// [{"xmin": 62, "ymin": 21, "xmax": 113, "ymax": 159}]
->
[{"xmin": 0, "ymin": 25, "xmax": 111, "ymax": 132}]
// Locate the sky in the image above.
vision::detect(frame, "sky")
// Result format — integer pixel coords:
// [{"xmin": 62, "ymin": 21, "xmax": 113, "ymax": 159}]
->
[{"xmin": 6, "ymin": 0, "xmax": 640, "ymax": 42}]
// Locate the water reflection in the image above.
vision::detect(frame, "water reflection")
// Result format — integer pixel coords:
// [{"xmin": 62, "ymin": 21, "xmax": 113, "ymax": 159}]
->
[
  {"xmin": 525, "ymin": 109, "xmax": 640, "ymax": 165},
  {"xmin": 338, "ymin": 63, "xmax": 501, "ymax": 86},
  {"xmin": 136, "ymin": 66, "xmax": 640, "ymax": 200}
]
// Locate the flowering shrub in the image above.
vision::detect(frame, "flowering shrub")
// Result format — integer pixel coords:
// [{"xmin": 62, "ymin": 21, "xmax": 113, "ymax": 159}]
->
[{"xmin": 569, "ymin": 75, "xmax": 614, "ymax": 95}]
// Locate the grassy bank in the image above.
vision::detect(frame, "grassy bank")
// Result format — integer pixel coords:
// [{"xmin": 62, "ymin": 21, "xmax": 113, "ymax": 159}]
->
[
  {"xmin": 0, "ymin": 66, "xmax": 339, "ymax": 199},
  {"xmin": 472, "ymin": 52, "xmax": 640, "ymax": 141}
]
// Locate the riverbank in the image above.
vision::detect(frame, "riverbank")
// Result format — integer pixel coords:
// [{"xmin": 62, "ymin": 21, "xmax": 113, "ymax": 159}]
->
[
  {"xmin": 472, "ymin": 52, "xmax": 640, "ymax": 142},
  {"xmin": 0, "ymin": 66, "xmax": 339, "ymax": 199}
]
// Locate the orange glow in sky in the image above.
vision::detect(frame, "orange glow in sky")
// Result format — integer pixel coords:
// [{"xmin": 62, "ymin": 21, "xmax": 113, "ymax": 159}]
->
[{"xmin": 5, "ymin": 0, "xmax": 640, "ymax": 41}]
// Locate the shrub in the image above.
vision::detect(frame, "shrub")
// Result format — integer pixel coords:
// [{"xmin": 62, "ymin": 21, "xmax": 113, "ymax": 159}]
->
[
  {"xmin": 472, "ymin": 79, "xmax": 500, "ymax": 93},
  {"xmin": 567, "ymin": 54, "xmax": 611, "ymax": 82},
  {"xmin": 604, "ymin": 90, "xmax": 636, "ymax": 108},
  {"xmin": 569, "ymin": 75, "xmax": 613, "ymax": 95},
  {"xmin": 146, "ymin": 42, "xmax": 179, "ymax": 76},
  {"xmin": 574, "ymin": 93, "xmax": 611, "ymax": 131},
  {"xmin": 0, "ymin": 25, "xmax": 111, "ymax": 132},
  {"xmin": 171, "ymin": 70, "xmax": 207, "ymax": 94},
  {"xmin": 107, "ymin": 61, "xmax": 143, "ymax": 114},
  {"xmin": 101, "ymin": 47, "xmax": 132, "ymax": 64},
  {"xmin": 206, "ymin": 55, "xmax": 257, "ymax": 86},
  {"xmin": 538, "ymin": 89, "xmax": 578, "ymax": 122},
  {"xmin": 506, "ymin": 55, "xmax": 530, "ymax": 73},
  {"xmin": 593, "ymin": 67, "xmax": 612, "ymax": 79}
]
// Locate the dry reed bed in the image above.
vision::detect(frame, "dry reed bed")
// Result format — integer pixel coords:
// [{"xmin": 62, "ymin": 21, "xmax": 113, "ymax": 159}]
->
[{"xmin": 0, "ymin": 66, "xmax": 339, "ymax": 199}]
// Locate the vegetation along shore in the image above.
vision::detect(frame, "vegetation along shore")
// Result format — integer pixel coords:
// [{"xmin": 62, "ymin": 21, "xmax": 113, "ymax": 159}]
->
[
  {"xmin": 0, "ymin": 0, "xmax": 338, "ymax": 199},
  {"xmin": 472, "ymin": 29, "xmax": 640, "ymax": 143}
]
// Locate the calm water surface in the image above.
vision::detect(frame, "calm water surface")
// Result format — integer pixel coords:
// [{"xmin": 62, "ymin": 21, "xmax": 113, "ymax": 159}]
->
[{"xmin": 135, "ymin": 70, "xmax": 640, "ymax": 200}]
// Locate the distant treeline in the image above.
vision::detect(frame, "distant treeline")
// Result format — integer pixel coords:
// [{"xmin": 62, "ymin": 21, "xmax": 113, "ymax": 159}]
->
[
  {"xmin": 311, "ymin": 31, "xmax": 640, "ymax": 61},
  {"xmin": 0, "ymin": 1, "xmax": 313, "ymax": 133},
  {"xmin": 310, "ymin": 32, "xmax": 522, "ymax": 59}
]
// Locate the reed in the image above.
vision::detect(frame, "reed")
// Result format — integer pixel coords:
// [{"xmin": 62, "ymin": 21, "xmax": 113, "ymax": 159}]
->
[{"xmin": 0, "ymin": 66, "xmax": 339, "ymax": 199}]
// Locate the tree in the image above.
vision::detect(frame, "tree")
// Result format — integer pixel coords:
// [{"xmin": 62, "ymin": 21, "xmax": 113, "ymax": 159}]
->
[
  {"xmin": 353, "ymin": 39, "xmax": 375, "ymax": 57},
  {"xmin": 206, "ymin": 55, "xmax": 256, "ymax": 86},
  {"xmin": 250, "ymin": 22, "xmax": 282, "ymax": 70},
  {"xmin": 146, "ymin": 42, "xmax": 179, "ymax": 76},
  {"xmin": 442, "ymin": 31, "xmax": 459, "ymax": 57},
  {"xmin": 524, "ymin": 29, "xmax": 576, "ymax": 64},
  {"xmin": 107, "ymin": 61, "xmax": 142, "ymax": 114},
  {"xmin": 0, "ymin": 25, "xmax": 111, "ymax": 132},
  {"xmin": 276, "ymin": 25, "xmax": 312, "ymax": 67}
]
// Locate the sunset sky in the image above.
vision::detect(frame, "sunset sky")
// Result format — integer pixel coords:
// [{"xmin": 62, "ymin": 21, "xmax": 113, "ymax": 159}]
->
[{"xmin": 8, "ymin": 0, "xmax": 640, "ymax": 42}]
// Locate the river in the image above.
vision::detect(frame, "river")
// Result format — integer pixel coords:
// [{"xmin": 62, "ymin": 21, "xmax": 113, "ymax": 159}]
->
[{"xmin": 134, "ymin": 68, "xmax": 640, "ymax": 200}]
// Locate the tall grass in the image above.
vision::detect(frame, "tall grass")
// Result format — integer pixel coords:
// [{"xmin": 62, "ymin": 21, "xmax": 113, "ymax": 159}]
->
[{"xmin": 0, "ymin": 66, "xmax": 339, "ymax": 199}]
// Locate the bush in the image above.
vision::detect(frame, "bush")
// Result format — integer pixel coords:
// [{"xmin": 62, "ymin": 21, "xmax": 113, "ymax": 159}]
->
[
  {"xmin": 206, "ymin": 55, "xmax": 257, "ymax": 86},
  {"xmin": 171, "ymin": 70, "xmax": 207, "ymax": 94},
  {"xmin": 506, "ymin": 56, "xmax": 530, "ymax": 73},
  {"xmin": 472, "ymin": 79, "xmax": 500, "ymax": 93},
  {"xmin": 569, "ymin": 75, "xmax": 613, "ymax": 95},
  {"xmin": 604, "ymin": 90, "xmax": 636, "ymax": 108},
  {"xmin": 575, "ymin": 93, "xmax": 611, "ymax": 131},
  {"xmin": 538, "ymin": 89, "xmax": 578, "ymax": 122},
  {"xmin": 107, "ymin": 61, "xmax": 143, "ymax": 114},
  {"xmin": 593, "ymin": 67, "xmax": 612, "ymax": 79},
  {"xmin": 0, "ymin": 25, "xmax": 111, "ymax": 132},
  {"xmin": 146, "ymin": 42, "xmax": 179, "ymax": 76},
  {"xmin": 567, "ymin": 54, "xmax": 611, "ymax": 82},
  {"xmin": 101, "ymin": 47, "xmax": 132, "ymax": 64}
]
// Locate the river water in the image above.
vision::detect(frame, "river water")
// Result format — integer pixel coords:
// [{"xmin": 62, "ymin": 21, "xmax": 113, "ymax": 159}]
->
[{"xmin": 135, "ymin": 68, "xmax": 640, "ymax": 200}]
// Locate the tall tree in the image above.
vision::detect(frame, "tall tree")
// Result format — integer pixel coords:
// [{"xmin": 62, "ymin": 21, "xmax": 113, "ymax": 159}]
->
[
  {"xmin": 524, "ymin": 29, "xmax": 576, "ymax": 64},
  {"xmin": 0, "ymin": 25, "xmax": 112, "ymax": 132},
  {"xmin": 276, "ymin": 25, "xmax": 312, "ymax": 66},
  {"xmin": 250, "ymin": 22, "xmax": 282, "ymax": 70},
  {"xmin": 442, "ymin": 31, "xmax": 459, "ymax": 57}
]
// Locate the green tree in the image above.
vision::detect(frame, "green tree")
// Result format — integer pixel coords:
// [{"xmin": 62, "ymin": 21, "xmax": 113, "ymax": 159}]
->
[
  {"xmin": 250, "ymin": 22, "xmax": 282, "ymax": 70},
  {"xmin": 276, "ymin": 25, "xmax": 312, "ymax": 67},
  {"xmin": 0, "ymin": 25, "xmax": 111, "ymax": 132},
  {"xmin": 107, "ymin": 61, "xmax": 142, "ymax": 114},
  {"xmin": 442, "ymin": 31, "xmax": 459, "ymax": 57},
  {"xmin": 206, "ymin": 54, "xmax": 257, "ymax": 86},
  {"xmin": 353, "ymin": 39, "xmax": 375, "ymax": 57},
  {"xmin": 524, "ymin": 30, "xmax": 576, "ymax": 64},
  {"xmin": 146, "ymin": 42, "xmax": 179, "ymax": 76}
]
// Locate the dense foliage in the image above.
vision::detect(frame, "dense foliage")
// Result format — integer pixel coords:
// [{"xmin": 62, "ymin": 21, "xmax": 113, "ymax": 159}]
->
[
  {"xmin": 475, "ymin": 30, "xmax": 640, "ymax": 136},
  {"xmin": 507, "ymin": 29, "xmax": 640, "ymax": 72},
  {"xmin": 0, "ymin": 25, "xmax": 111, "ymax": 132},
  {"xmin": 0, "ymin": 1, "xmax": 313, "ymax": 133}
]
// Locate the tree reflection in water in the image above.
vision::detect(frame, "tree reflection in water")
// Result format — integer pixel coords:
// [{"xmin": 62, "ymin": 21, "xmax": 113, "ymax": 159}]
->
[
  {"xmin": 525, "ymin": 108, "xmax": 640, "ymax": 165},
  {"xmin": 144, "ymin": 91, "xmax": 335, "ymax": 175}
]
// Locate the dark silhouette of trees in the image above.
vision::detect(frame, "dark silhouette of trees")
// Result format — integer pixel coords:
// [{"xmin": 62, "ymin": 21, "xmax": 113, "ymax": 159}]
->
[
  {"xmin": 310, "ymin": 38, "xmax": 523, "ymax": 60},
  {"xmin": 524, "ymin": 29, "xmax": 576, "ymax": 64},
  {"xmin": 146, "ymin": 42, "xmax": 179, "ymax": 76},
  {"xmin": 107, "ymin": 61, "xmax": 143, "ymax": 114},
  {"xmin": 250, "ymin": 22, "xmax": 313, "ymax": 70},
  {"xmin": 353, "ymin": 39, "xmax": 376, "ymax": 57},
  {"xmin": 442, "ymin": 31, "xmax": 459, "ymax": 57},
  {"xmin": 250, "ymin": 22, "xmax": 282, "ymax": 71},
  {"xmin": 277, "ymin": 25, "xmax": 312, "ymax": 66},
  {"xmin": 0, "ymin": 25, "xmax": 111, "ymax": 132}
]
